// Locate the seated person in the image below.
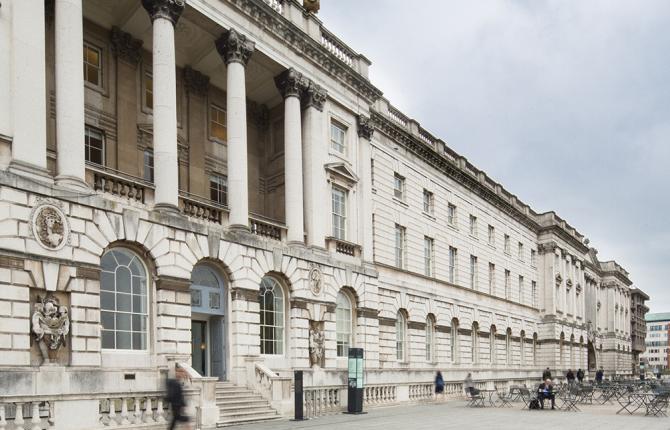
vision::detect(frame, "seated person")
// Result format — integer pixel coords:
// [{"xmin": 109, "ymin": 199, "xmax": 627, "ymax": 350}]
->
[{"xmin": 537, "ymin": 379, "xmax": 555, "ymax": 410}]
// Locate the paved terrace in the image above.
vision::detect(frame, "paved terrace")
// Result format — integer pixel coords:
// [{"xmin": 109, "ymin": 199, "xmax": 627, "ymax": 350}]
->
[{"xmin": 227, "ymin": 401, "xmax": 669, "ymax": 430}]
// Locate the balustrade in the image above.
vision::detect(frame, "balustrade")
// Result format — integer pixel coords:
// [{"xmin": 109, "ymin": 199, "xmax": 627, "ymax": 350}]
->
[
  {"xmin": 261, "ymin": 0, "xmax": 283, "ymax": 13},
  {"xmin": 0, "ymin": 400, "xmax": 53, "ymax": 430},
  {"xmin": 249, "ymin": 215, "xmax": 286, "ymax": 241},
  {"xmin": 388, "ymin": 106, "xmax": 409, "ymax": 127},
  {"xmin": 303, "ymin": 387, "xmax": 341, "ymax": 418},
  {"xmin": 321, "ymin": 30, "xmax": 354, "ymax": 67},
  {"xmin": 364, "ymin": 384, "xmax": 397, "ymax": 406},
  {"xmin": 179, "ymin": 192, "xmax": 226, "ymax": 224},
  {"xmin": 89, "ymin": 166, "xmax": 148, "ymax": 203},
  {"xmin": 99, "ymin": 394, "xmax": 167, "ymax": 427},
  {"xmin": 408, "ymin": 384, "xmax": 433, "ymax": 401}
]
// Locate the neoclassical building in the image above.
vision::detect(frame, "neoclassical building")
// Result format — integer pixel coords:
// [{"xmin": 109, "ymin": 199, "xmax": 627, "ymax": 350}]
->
[{"xmin": 0, "ymin": 0, "xmax": 648, "ymax": 428}]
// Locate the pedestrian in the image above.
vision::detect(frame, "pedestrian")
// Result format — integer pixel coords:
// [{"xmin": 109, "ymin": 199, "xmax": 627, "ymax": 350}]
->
[
  {"xmin": 595, "ymin": 367, "xmax": 604, "ymax": 384},
  {"xmin": 167, "ymin": 364, "xmax": 192, "ymax": 430},
  {"xmin": 566, "ymin": 369, "xmax": 575, "ymax": 385},
  {"xmin": 576, "ymin": 368, "xmax": 584, "ymax": 383},
  {"xmin": 434, "ymin": 370, "xmax": 445, "ymax": 401},
  {"xmin": 542, "ymin": 367, "xmax": 552, "ymax": 381},
  {"xmin": 463, "ymin": 372, "xmax": 475, "ymax": 395}
]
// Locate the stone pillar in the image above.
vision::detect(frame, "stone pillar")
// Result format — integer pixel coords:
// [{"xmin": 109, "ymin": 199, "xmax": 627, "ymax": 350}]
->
[
  {"xmin": 357, "ymin": 115, "xmax": 375, "ymax": 260},
  {"xmin": 301, "ymin": 81, "xmax": 327, "ymax": 248},
  {"xmin": 215, "ymin": 29, "xmax": 255, "ymax": 230},
  {"xmin": 8, "ymin": 0, "xmax": 49, "ymax": 179},
  {"xmin": 142, "ymin": 0, "xmax": 184, "ymax": 211},
  {"xmin": 184, "ymin": 67, "xmax": 210, "ymax": 197},
  {"xmin": 54, "ymin": 0, "xmax": 87, "ymax": 188},
  {"xmin": 275, "ymin": 69, "xmax": 307, "ymax": 244}
]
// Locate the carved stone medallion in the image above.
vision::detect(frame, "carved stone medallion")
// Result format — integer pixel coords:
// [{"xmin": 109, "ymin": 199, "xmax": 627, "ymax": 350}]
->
[
  {"xmin": 308, "ymin": 264, "xmax": 322, "ymax": 297},
  {"xmin": 30, "ymin": 200, "xmax": 70, "ymax": 250}
]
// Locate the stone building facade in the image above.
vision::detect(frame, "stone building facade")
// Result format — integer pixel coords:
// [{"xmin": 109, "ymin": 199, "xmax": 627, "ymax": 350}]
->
[{"xmin": 0, "ymin": 0, "xmax": 648, "ymax": 428}]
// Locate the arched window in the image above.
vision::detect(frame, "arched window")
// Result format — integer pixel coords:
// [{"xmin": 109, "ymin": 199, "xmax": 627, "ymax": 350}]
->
[
  {"xmin": 472, "ymin": 322, "xmax": 479, "ymax": 364},
  {"xmin": 533, "ymin": 333, "xmax": 538, "ymax": 366},
  {"xmin": 506, "ymin": 328, "xmax": 512, "ymax": 364},
  {"xmin": 490, "ymin": 325, "xmax": 497, "ymax": 364},
  {"xmin": 559, "ymin": 332, "xmax": 565, "ymax": 367},
  {"xmin": 396, "ymin": 311, "xmax": 407, "ymax": 361},
  {"xmin": 259, "ymin": 276, "xmax": 285, "ymax": 355},
  {"xmin": 520, "ymin": 330, "xmax": 526, "ymax": 366},
  {"xmin": 570, "ymin": 334, "xmax": 575, "ymax": 368},
  {"xmin": 100, "ymin": 248, "xmax": 148, "ymax": 350},
  {"xmin": 451, "ymin": 318, "xmax": 460, "ymax": 364},
  {"xmin": 336, "ymin": 291, "xmax": 353, "ymax": 357},
  {"xmin": 191, "ymin": 264, "xmax": 225, "ymax": 314},
  {"xmin": 426, "ymin": 315, "xmax": 435, "ymax": 362}
]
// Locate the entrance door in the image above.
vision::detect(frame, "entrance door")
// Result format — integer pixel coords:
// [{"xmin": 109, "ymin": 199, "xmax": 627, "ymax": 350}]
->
[{"xmin": 191, "ymin": 320, "xmax": 207, "ymax": 376}]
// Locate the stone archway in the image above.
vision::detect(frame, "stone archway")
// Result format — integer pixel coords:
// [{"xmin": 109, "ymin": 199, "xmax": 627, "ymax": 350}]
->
[{"xmin": 587, "ymin": 341, "xmax": 597, "ymax": 372}]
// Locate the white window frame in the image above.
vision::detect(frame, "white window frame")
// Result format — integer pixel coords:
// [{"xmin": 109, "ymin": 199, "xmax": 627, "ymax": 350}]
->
[
  {"xmin": 85, "ymin": 125, "xmax": 105, "ymax": 166},
  {"xmin": 504, "ymin": 234, "xmax": 511, "ymax": 254},
  {"xmin": 396, "ymin": 311, "xmax": 407, "ymax": 362},
  {"xmin": 259, "ymin": 276, "xmax": 285, "ymax": 356},
  {"xmin": 424, "ymin": 236, "xmax": 434, "ymax": 277},
  {"xmin": 393, "ymin": 173, "xmax": 405, "ymax": 201},
  {"xmin": 209, "ymin": 174, "xmax": 228, "ymax": 205},
  {"xmin": 422, "ymin": 189, "xmax": 434, "ymax": 214},
  {"xmin": 331, "ymin": 186, "xmax": 347, "ymax": 240},
  {"xmin": 395, "ymin": 224, "xmax": 406, "ymax": 269},
  {"xmin": 448, "ymin": 246, "xmax": 457, "ymax": 283},
  {"xmin": 488, "ymin": 225, "xmax": 495, "ymax": 246},
  {"xmin": 209, "ymin": 104, "xmax": 227, "ymax": 142},
  {"xmin": 143, "ymin": 149, "xmax": 154, "ymax": 182},
  {"xmin": 518, "ymin": 275, "xmax": 524, "ymax": 304},
  {"xmin": 488, "ymin": 262, "xmax": 495, "ymax": 295},
  {"xmin": 469, "ymin": 215, "xmax": 477, "ymax": 237},
  {"xmin": 83, "ymin": 42, "xmax": 103, "ymax": 88},
  {"xmin": 426, "ymin": 316, "xmax": 435, "ymax": 362},
  {"xmin": 448, "ymin": 203, "xmax": 457, "ymax": 226},
  {"xmin": 470, "ymin": 255, "xmax": 478, "ymax": 290},
  {"xmin": 504, "ymin": 269, "xmax": 511, "ymax": 300},
  {"xmin": 336, "ymin": 291, "xmax": 353, "ymax": 357},
  {"xmin": 330, "ymin": 121, "xmax": 347, "ymax": 154}
]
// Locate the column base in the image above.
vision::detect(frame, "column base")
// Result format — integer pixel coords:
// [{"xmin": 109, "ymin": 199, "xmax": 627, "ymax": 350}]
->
[
  {"xmin": 287, "ymin": 240, "xmax": 306, "ymax": 248},
  {"xmin": 55, "ymin": 174, "xmax": 89, "ymax": 190},
  {"xmin": 8, "ymin": 160, "xmax": 54, "ymax": 184},
  {"xmin": 153, "ymin": 203, "xmax": 181, "ymax": 214},
  {"xmin": 229, "ymin": 223, "xmax": 250, "ymax": 232}
]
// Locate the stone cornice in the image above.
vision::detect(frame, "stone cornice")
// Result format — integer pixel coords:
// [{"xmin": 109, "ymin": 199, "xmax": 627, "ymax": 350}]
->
[
  {"xmin": 110, "ymin": 27, "xmax": 143, "ymax": 66},
  {"xmin": 215, "ymin": 28, "xmax": 255, "ymax": 66},
  {"xmin": 275, "ymin": 68, "xmax": 308, "ymax": 99},
  {"xmin": 183, "ymin": 66, "xmax": 210, "ymax": 97},
  {"xmin": 357, "ymin": 115, "xmax": 374, "ymax": 140},
  {"xmin": 538, "ymin": 224, "xmax": 589, "ymax": 254},
  {"xmin": 225, "ymin": 0, "xmax": 383, "ymax": 104},
  {"xmin": 302, "ymin": 81, "xmax": 327, "ymax": 111},
  {"xmin": 141, "ymin": 0, "xmax": 185, "ymax": 26},
  {"xmin": 155, "ymin": 275, "xmax": 190, "ymax": 292}
]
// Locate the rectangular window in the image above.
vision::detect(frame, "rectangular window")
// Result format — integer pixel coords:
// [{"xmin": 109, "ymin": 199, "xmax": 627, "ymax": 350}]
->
[
  {"xmin": 424, "ymin": 236, "xmax": 434, "ymax": 277},
  {"xmin": 518, "ymin": 275, "xmax": 524, "ymax": 303},
  {"xmin": 423, "ymin": 189, "xmax": 434, "ymax": 214},
  {"xmin": 469, "ymin": 215, "xmax": 478, "ymax": 237},
  {"xmin": 210, "ymin": 105, "xmax": 227, "ymax": 141},
  {"xmin": 393, "ymin": 173, "xmax": 405, "ymax": 200},
  {"xmin": 518, "ymin": 242, "xmax": 524, "ymax": 260},
  {"xmin": 143, "ymin": 149, "xmax": 154, "ymax": 182},
  {"xmin": 489, "ymin": 263, "xmax": 495, "ymax": 295},
  {"xmin": 144, "ymin": 73, "xmax": 153, "ymax": 110},
  {"xmin": 504, "ymin": 234, "xmax": 511, "ymax": 254},
  {"xmin": 470, "ymin": 255, "xmax": 478, "ymax": 289},
  {"xmin": 448, "ymin": 203, "xmax": 457, "ymax": 226},
  {"xmin": 531, "ymin": 249, "xmax": 537, "ymax": 267},
  {"xmin": 83, "ymin": 43, "xmax": 102, "ymax": 87},
  {"xmin": 209, "ymin": 174, "xmax": 227, "ymax": 205},
  {"xmin": 532, "ymin": 280, "xmax": 537, "ymax": 308},
  {"xmin": 330, "ymin": 121, "xmax": 346, "ymax": 154},
  {"xmin": 332, "ymin": 187, "xmax": 347, "ymax": 240},
  {"xmin": 504, "ymin": 269, "xmax": 511, "ymax": 300},
  {"xmin": 84, "ymin": 126, "xmax": 104, "ymax": 165},
  {"xmin": 371, "ymin": 159, "xmax": 375, "ymax": 188},
  {"xmin": 394, "ymin": 224, "xmax": 406, "ymax": 269},
  {"xmin": 448, "ymin": 246, "xmax": 457, "ymax": 283},
  {"xmin": 488, "ymin": 225, "xmax": 495, "ymax": 246}
]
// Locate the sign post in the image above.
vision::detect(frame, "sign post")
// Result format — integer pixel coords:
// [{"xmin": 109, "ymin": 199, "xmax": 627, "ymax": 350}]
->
[
  {"xmin": 347, "ymin": 348, "xmax": 365, "ymax": 414},
  {"xmin": 294, "ymin": 370, "xmax": 304, "ymax": 420}
]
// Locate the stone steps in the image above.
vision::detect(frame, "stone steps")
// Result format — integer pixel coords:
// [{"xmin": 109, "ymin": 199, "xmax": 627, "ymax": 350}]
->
[{"xmin": 215, "ymin": 382, "xmax": 281, "ymax": 427}]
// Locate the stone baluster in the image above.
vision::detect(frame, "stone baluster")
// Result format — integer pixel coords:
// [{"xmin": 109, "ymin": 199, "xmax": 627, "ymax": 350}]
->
[
  {"xmin": 133, "ymin": 398, "xmax": 142, "ymax": 424},
  {"xmin": 155, "ymin": 398, "xmax": 166, "ymax": 423},
  {"xmin": 0, "ymin": 404, "xmax": 6, "ymax": 430},
  {"xmin": 14, "ymin": 403, "xmax": 24, "ymax": 428},
  {"xmin": 30, "ymin": 402, "xmax": 41, "ymax": 430},
  {"xmin": 143, "ymin": 397, "xmax": 154, "ymax": 423},
  {"xmin": 119, "ymin": 398, "xmax": 130, "ymax": 425},
  {"xmin": 107, "ymin": 398, "xmax": 117, "ymax": 426}
]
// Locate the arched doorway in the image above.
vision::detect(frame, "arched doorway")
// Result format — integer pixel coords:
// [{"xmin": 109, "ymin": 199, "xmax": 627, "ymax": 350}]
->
[
  {"xmin": 190, "ymin": 264, "xmax": 227, "ymax": 380},
  {"xmin": 587, "ymin": 341, "xmax": 597, "ymax": 371}
]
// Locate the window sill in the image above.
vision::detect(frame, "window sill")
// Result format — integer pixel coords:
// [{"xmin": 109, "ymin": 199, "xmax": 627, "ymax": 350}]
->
[
  {"xmin": 447, "ymin": 223, "xmax": 458, "ymax": 232},
  {"xmin": 422, "ymin": 211, "xmax": 436, "ymax": 221},
  {"xmin": 392, "ymin": 197, "xmax": 409, "ymax": 208},
  {"xmin": 487, "ymin": 243, "xmax": 496, "ymax": 250},
  {"xmin": 468, "ymin": 234, "xmax": 479, "ymax": 241}
]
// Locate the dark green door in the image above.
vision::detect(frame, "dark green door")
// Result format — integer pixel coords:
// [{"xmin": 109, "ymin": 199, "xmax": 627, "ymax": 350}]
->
[{"xmin": 191, "ymin": 320, "xmax": 207, "ymax": 376}]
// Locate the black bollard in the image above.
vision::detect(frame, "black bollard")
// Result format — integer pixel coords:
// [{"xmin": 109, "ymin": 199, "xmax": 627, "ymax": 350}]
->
[{"xmin": 294, "ymin": 370, "xmax": 304, "ymax": 420}]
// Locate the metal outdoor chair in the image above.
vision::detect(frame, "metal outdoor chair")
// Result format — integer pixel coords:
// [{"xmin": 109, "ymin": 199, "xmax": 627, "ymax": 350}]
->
[
  {"xmin": 646, "ymin": 392, "xmax": 670, "ymax": 417},
  {"xmin": 556, "ymin": 387, "xmax": 581, "ymax": 412},
  {"xmin": 518, "ymin": 387, "xmax": 537, "ymax": 409},
  {"xmin": 466, "ymin": 388, "xmax": 485, "ymax": 407},
  {"xmin": 495, "ymin": 388, "xmax": 514, "ymax": 408}
]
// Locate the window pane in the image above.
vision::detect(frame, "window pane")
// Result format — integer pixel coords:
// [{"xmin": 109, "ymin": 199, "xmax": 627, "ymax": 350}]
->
[
  {"xmin": 101, "ymin": 330, "xmax": 115, "ymax": 349},
  {"xmin": 116, "ymin": 293, "xmax": 131, "ymax": 312},
  {"xmin": 116, "ymin": 267, "xmax": 131, "ymax": 293},
  {"xmin": 101, "ymin": 311, "xmax": 114, "ymax": 330},
  {"xmin": 100, "ymin": 291, "xmax": 115, "ymax": 310},
  {"xmin": 116, "ymin": 313, "xmax": 131, "ymax": 331},
  {"xmin": 116, "ymin": 331, "xmax": 131, "ymax": 350}
]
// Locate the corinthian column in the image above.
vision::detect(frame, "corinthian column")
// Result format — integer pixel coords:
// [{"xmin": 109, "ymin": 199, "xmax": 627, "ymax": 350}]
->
[
  {"xmin": 54, "ymin": 0, "xmax": 87, "ymax": 188},
  {"xmin": 301, "ymin": 82, "xmax": 327, "ymax": 248},
  {"xmin": 357, "ymin": 115, "xmax": 375, "ymax": 260},
  {"xmin": 142, "ymin": 0, "xmax": 184, "ymax": 211},
  {"xmin": 216, "ymin": 29, "xmax": 255, "ymax": 230},
  {"xmin": 275, "ymin": 69, "xmax": 307, "ymax": 244}
]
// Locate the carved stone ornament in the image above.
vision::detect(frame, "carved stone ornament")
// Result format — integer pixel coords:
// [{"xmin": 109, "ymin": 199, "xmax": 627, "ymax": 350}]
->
[
  {"xmin": 32, "ymin": 294, "xmax": 69, "ymax": 364},
  {"xmin": 597, "ymin": 301, "xmax": 601, "ymax": 310},
  {"xmin": 141, "ymin": 0, "xmax": 185, "ymax": 26},
  {"xmin": 308, "ymin": 264, "xmax": 323, "ymax": 297},
  {"xmin": 308, "ymin": 320, "xmax": 325, "ymax": 367},
  {"xmin": 303, "ymin": 0, "xmax": 320, "ymax": 13},
  {"xmin": 357, "ymin": 115, "xmax": 374, "ymax": 140},
  {"xmin": 30, "ymin": 200, "xmax": 70, "ymax": 251},
  {"xmin": 302, "ymin": 81, "xmax": 327, "ymax": 112},
  {"xmin": 183, "ymin": 66, "xmax": 210, "ymax": 97},
  {"xmin": 110, "ymin": 26, "xmax": 143, "ymax": 65},
  {"xmin": 215, "ymin": 29, "xmax": 255, "ymax": 66},
  {"xmin": 554, "ymin": 273, "xmax": 563, "ymax": 287},
  {"xmin": 275, "ymin": 68, "xmax": 308, "ymax": 99},
  {"xmin": 566, "ymin": 278, "xmax": 573, "ymax": 290}
]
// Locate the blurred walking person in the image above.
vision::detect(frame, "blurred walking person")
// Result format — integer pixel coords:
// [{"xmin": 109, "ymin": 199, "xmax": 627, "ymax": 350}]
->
[{"xmin": 167, "ymin": 364, "xmax": 192, "ymax": 430}]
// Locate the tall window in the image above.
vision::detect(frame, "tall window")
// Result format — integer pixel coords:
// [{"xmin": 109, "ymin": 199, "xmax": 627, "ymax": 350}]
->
[
  {"xmin": 144, "ymin": 72, "xmax": 153, "ymax": 110},
  {"xmin": 85, "ymin": 126, "xmax": 104, "ymax": 165},
  {"xmin": 518, "ymin": 275, "xmax": 524, "ymax": 304},
  {"xmin": 531, "ymin": 249, "xmax": 537, "ymax": 267},
  {"xmin": 100, "ymin": 248, "xmax": 148, "ymax": 350},
  {"xmin": 209, "ymin": 174, "xmax": 227, "ymax": 205},
  {"xmin": 393, "ymin": 173, "xmax": 405, "ymax": 200},
  {"xmin": 490, "ymin": 326, "xmax": 497, "ymax": 364},
  {"xmin": 259, "ymin": 276, "xmax": 284, "ymax": 355},
  {"xmin": 506, "ymin": 328, "xmax": 512, "ymax": 364},
  {"xmin": 447, "ymin": 204, "xmax": 457, "ymax": 226},
  {"xmin": 394, "ymin": 224, "xmax": 406, "ymax": 269},
  {"xmin": 504, "ymin": 234, "xmax": 510, "ymax": 253},
  {"xmin": 488, "ymin": 263, "xmax": 495, "ymax": 295},
  {"xmin": 472, "ymin": 322, "xmax": 479, "ymax": 364},
  {"xmin": 504, "ymin": 269, "xmax": 511, "ymax": 300},
  {"xmin": 470, "ymin": 255, "xmax": 478, "ymax": 289},
  {"xmin": 336, "ymin": 291, "xmax": 353, "ymax": 357},
  {"xmin": 469, "ymin": 215, "xmax": 477, "ymax": 236},
  {"xmin": 518, "ymin": 242, "xmax": 524, "ymax": 260},
  {"xmin": 330, "ymin": 121, "xmax": 346, "ymax": 154},
  {"xmin": 423, "ymin": 189, "xmax": 434, "ymax": 214},
  {"xmin": 426, "ymin": 316, "xmax": 435, "ymax": 362},
  {"xmin": 210, "ymin": 105, "xmax": 227, "ymax": 141},
  {"xmin": 520, "ymin": 331, "xmax": 526, "ymax": 366},
  {"xmin": 533, "ymin": 333, "xmax": 538, "ymax": 365},
  {"xmin": 143, "ymin": 149, "xmax": 154, "ymax": 182},
  {"xmin": 448, "ymin": 246, "xmax": 457, "ymax": 283},
  {"xmin": 332, "ymin": 187, "xmax": 347, "ymax": 240},
  {"xmin": 488, "ymin": 225, "xmax": 495, "ymax": 246},
  {"xmin": 396, "ymin": 311, "xmax": 407, "ymax": 361},
  {"xmin": 424, "ymin": 236, "xmax": 434, "ymax": 277},
  {"xmin": 83, "ymin": 43, "xmax": 102, "ymax": 87},
  {"xmin": 451, "ymin": 318, "xmax": 460, "ymax": 364}
]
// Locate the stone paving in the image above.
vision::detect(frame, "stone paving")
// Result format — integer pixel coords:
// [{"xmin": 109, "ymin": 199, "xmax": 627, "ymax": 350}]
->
[{"xmin": 227, "ymin": 401, "xmax": 670, "ymax": 430}]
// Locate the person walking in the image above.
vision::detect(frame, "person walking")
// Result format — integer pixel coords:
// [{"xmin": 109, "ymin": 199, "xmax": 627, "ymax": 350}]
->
[
  {"xmin": 566, "ymin": 369, "xmax": 575, "ymax": 385},
  {"xmin": 576, "ymin": 368, "xmax": 585, "ymax": 383},
  {"xmin": 542, "ymin": 367, "xmax": 552, "ymax": 381},
  {"xmin": 167, "ymin": 365, "xmax": 192, "ymax": 430},
  {"xmin": 434, "ymin": 370, "xmax": 445, "ymax": 401},
  {"xmin": 595, "ymin": 367, "xmax": 604, "ymax": 384},
  {"xmin": 463, "ymin": 372, "xmax": 475, "ymax": 395}
]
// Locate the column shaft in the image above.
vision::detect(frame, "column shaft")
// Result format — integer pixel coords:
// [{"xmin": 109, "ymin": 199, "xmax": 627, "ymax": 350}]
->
[
  {"xmin": 152, "ymin": 17, "xmax": 179, "ymax": 209},
  {"xmin": 226, "ymin": 61, "xmax": 249, "ymax": 228},
  {"xmin": 55, "ymin": 0, "xmax": 86, "ymax": 187},
  {"xmin": 302, "ymin": 105, "xmax": 327, "ymax": 248},
  {"xmin": 284, "ymin": 95, "xmax": 304, "ymax": 243},
  {"xmin": 357, "ymin": 115, "xmax": 375, "ymax": 260}
]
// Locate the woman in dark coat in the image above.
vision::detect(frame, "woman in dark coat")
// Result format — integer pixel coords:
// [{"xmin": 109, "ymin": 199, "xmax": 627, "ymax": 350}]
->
[{"xmin": 434, "ymin": 370, "xmax": 445, "ymax": 401}]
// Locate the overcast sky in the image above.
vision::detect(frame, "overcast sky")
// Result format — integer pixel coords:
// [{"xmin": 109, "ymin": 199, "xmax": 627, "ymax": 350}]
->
[{"xmin": 320, "ymin": 1, "xmax": 670, "ymax": 313}]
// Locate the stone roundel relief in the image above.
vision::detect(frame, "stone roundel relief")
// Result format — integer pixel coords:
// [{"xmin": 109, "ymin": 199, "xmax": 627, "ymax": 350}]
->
[
  {"xmin": 308, "ymin": 264, "xmax": 323, "ymax": 297},
  {"xmin": 30, "ymin": 200, "xmax": 70, "ymax": 250}
]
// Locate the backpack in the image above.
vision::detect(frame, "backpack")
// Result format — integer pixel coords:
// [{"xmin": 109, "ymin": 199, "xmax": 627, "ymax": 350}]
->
[{"xmin": 529, "ymin": 399, "xmax": 540, "ymax": 410}]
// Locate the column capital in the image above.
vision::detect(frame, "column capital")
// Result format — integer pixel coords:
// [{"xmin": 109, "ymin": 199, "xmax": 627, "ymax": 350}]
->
[
  {"xmin": 111, "ymin": 27, "xmax": 144, "ymax": 66},
  {"xmin": 275, "ymin": 68, "xmax": 308, "ymax": 99},
  {"xmin": 215, "ymin": 29, "xmax": 255, "ymax": 66},
  {"xmin": 183, "ymin": 66, "xmax": 210, "ymax": 97},
  {"xmin": 357, "ymin": 114, "xmax": 374, "ymax": 140},
  {"xmin": 141, "ymin": 0, "xmax": 185, "ymax": 26},
  {"xmin": 302, "ymin": 81, "xmax": 327, "ymax": 112}
]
